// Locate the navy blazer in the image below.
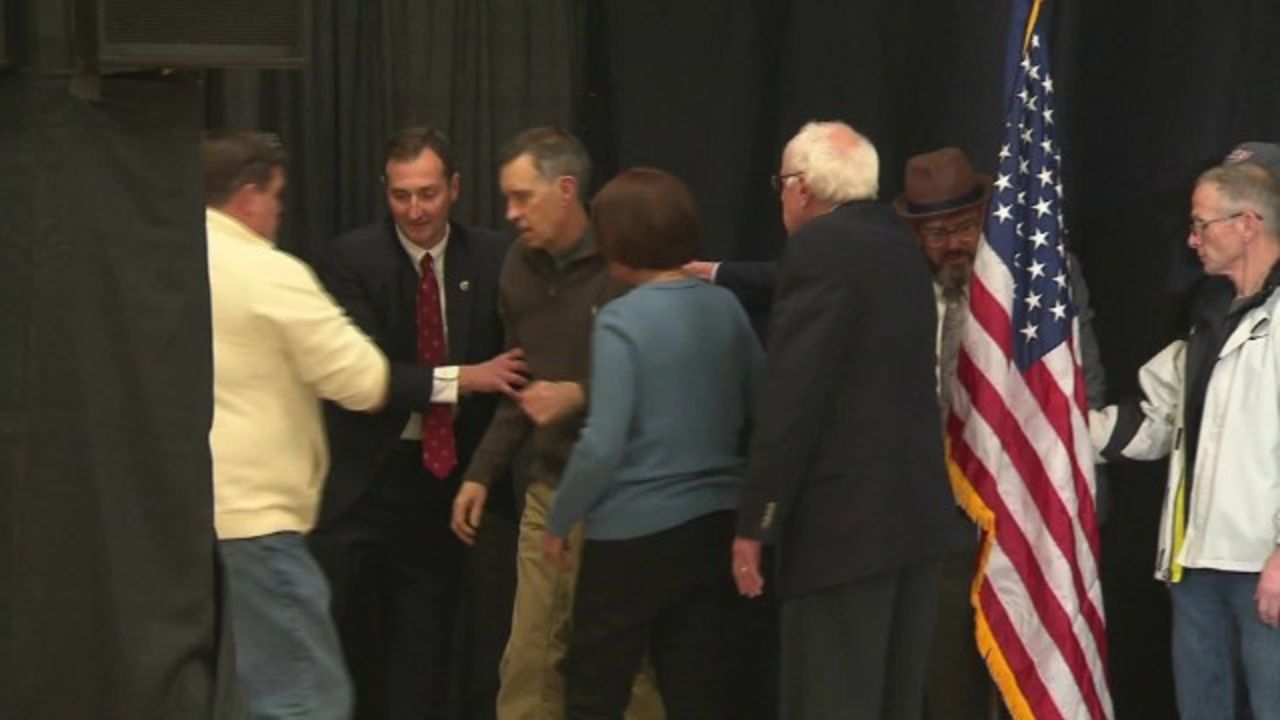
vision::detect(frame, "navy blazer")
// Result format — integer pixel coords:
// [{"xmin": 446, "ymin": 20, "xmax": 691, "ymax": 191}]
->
[{"xmin": 314, "ymin": 218, "xmax": 511, "ymax": 526}]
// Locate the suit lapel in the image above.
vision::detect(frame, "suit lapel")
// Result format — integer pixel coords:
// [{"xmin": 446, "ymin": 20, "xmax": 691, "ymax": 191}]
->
[
  {"xmin": 387, "ymin": 220, "xmax": 421, "ymax": 361},
  {"xmin": 444, "ymin": 223, "xmax": 474, "ymax": 364}
]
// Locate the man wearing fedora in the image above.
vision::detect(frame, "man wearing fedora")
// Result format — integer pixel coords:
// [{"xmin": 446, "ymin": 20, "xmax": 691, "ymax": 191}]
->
[
  {"xmin": 894, "ymin": 144, "xmax": 1110, "ymax": 716},
  {"xmin": 695, "ymin": 145, "xmax": 1107, "ymax": 718},
  {"xmin": 885, "ymin": 148, "xmax": 1110, "ymax": 719},
  {"xmin": 891, "ymin": 146, "xmax": 1105, "ymax": 432},
  {"xmin": 893, "ymin": 146, "xmax": 1008, "ymax": 719}
]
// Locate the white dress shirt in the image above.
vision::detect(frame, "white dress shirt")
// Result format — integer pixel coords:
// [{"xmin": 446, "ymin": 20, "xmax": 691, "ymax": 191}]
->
[{"xmin": 397, "ymin": 225, "xmax": 461, "ymax": 440}]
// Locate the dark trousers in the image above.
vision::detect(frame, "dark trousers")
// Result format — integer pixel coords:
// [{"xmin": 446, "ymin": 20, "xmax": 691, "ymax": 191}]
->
[
  {"xmin": 458, "ymin": 510, "xmax": 517, "ymax": 720},
  {"xmin": 780, "ymin": 559, "xmax": 942, "ymax": 720},
  {"xmin": 565, "ymin": 511, "xmax": 736, "ymax": 720},
  {"xmin": 924, "ymin": 544, "xmax": 995, "ymax": 720},
  {"xmin": 310, "ymin": 441, "xmax": 463, "ymax": 720}
]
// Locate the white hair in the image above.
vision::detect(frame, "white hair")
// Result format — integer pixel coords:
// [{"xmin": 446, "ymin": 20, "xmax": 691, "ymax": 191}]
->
[{"xmin": 782, "ymin": 121, "xmax": 879, "ymax": 203}]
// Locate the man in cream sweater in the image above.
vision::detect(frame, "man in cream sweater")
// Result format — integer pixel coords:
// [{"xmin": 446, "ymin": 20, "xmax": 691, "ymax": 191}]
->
[{"xmin": 204, "ymin": 130, "xmax": 389, "ymax": 719}]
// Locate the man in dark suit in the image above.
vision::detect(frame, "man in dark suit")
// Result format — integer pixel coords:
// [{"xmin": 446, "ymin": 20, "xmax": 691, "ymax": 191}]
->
[
  {"xmin": 732, "ymin": 121, "xmax": 971, "ymax": 720},
  {"xmin": 309, "ymin": 127, "xmax": 526, "ymax": 720}
]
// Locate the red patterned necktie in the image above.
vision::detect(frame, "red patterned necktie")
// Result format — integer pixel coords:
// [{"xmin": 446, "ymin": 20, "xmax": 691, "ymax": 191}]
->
[{"xmin": 417, "ymin": 253, "xmax": 457, "ymax": 478}]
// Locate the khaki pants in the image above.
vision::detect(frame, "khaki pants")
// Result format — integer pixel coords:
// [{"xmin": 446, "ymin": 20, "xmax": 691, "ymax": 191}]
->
[{"xmin": 496, "ymin": 480, "xmax": 665, "ymax": 720}]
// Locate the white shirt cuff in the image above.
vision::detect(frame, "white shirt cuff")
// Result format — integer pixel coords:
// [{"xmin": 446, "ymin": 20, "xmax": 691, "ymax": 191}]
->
[{"xmin": 432, "ymin": 365, "xmax": 460, "ymax": 404}]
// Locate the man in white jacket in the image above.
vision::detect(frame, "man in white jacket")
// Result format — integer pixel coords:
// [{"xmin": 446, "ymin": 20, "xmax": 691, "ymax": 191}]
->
[
  {"xmin": 204, "ymin": 130, "xmax": 389, "ymax": 719},
  {"xmin": 1091, "ymin": 146, "xmax": 1280, "ymax": 720}
]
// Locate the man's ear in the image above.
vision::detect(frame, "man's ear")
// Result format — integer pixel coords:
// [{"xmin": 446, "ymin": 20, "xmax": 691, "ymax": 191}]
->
[
  {"xmin": 227, "ymin": 182, "xmax": 255, "ymax": 215},
  {"xmin": 557, "ymin": 175, "xmax": 579, "ymax": 204},
  {"xmin": 795, "ymin": 176, "xmax": 812, "ymax": 207}
]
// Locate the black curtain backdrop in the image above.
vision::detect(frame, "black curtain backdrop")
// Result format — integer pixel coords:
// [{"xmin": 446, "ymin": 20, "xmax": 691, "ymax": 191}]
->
[{"xmin": 589, "ymin": 0, "xmax": 1015, "ymax": 261}]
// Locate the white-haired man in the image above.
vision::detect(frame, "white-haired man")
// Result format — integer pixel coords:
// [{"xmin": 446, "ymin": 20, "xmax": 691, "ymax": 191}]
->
[{"xmin": 732, "ymin": 121, "xmax": 969, "ymax": 719}]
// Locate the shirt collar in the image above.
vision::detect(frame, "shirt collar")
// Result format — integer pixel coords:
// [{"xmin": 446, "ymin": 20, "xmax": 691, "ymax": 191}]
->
[
  {"xmin": 396, "ymin": 222, "xmax": 450, "ymax": 273},
  {"xmin": 206, "ymin": 207, "xmax": 272, "ymax": 247},
  {"xmin": 1228, "ymin": 259, "xmax": 1280, "ymax": 316},
  {"xmin": 547, "ymin": 227, "xmax": 597, "ymax": 270}
]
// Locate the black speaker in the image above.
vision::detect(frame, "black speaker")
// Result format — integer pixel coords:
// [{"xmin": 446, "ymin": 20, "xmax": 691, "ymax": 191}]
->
[{"xmin": 80, "ymin": 0, "xmax": 305, "ymax": 69}]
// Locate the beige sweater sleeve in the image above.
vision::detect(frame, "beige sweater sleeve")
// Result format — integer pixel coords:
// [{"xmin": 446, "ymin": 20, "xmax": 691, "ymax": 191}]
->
[{"xmin": 259, "ymin": 253, "xmax": 389, "ymax": 412}]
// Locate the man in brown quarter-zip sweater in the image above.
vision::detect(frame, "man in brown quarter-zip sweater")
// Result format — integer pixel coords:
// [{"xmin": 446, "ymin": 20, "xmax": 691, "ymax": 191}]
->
[{"xmin": 450, "ymin": 127, "xmax": 665, "ymax": 720}]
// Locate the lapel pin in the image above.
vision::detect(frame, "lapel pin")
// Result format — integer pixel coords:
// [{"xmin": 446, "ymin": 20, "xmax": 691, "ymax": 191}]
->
[{"xmin": 459, "ymin": 280, "xmax": 471, "ymax": 292}]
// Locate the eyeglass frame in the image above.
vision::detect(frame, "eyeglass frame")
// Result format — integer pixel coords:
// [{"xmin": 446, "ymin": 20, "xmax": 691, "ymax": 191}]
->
[
  {"xmin": 1189, "ymin": 211, "xmax": 1258, "ymax": 236},
  {"xmin": 916, "ymin": 217, "xmax": 983, "ymax": 247},
  {"xmin": 770, "ymin": 171, "xmax": 803, "ymax": 192}
]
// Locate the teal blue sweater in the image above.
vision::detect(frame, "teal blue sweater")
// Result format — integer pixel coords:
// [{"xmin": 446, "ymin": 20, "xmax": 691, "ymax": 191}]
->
[{"xmin": 547, "ymin": 279, "xmax": 763, "ymax": 540}]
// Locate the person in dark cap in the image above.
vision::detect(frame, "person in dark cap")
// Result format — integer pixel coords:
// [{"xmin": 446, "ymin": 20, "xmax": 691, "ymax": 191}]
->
[
  {"xmin": 1224, "ymin": 141, "xmax": 1280, "ymax": 180},
  {"xmin": 1091, "ymin": 154, "xmax": 1280, "ymax": 720}
]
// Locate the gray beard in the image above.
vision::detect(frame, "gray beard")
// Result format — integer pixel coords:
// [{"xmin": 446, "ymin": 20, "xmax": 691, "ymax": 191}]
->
[{"xmin": 936, "ymin": 262, "xmax": 972, "ymax": 299}]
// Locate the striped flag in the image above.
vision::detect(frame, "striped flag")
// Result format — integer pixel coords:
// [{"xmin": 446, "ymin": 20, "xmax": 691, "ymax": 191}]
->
[{"xmin": 946, "ymin": 1, "xmax": 1113, "ymax": 718}]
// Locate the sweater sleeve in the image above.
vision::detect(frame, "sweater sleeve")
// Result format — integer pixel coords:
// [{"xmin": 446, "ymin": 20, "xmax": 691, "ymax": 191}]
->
[
  {"xmin": 546, "ymin": 312, "xmax": 636, "ymax": 537},
  {"xmin": 265, "ymin": 256, "xmax": 389, "ymax": 412},
  {"xmin": 464, "ymin": 281, "xmax": 532, "ymax": 486}
]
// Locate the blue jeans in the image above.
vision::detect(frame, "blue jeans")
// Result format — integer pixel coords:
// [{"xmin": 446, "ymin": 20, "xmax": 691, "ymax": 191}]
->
[
  {"xmin": 1171, "ymin": 569, "xmax": 1280, "ymax": 720},
  {"xmin": 221, "ymin": 532, "xmax": 353, "ymax": 720}
]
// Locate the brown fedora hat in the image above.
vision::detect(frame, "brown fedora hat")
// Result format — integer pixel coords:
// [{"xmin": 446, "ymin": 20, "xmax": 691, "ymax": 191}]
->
[{"xmin": 892, "ymin": 147, "xmax": 992, "ymax": 219}]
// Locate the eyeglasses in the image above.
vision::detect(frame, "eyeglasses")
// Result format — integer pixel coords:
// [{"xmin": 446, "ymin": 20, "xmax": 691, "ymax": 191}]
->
[
  {"xmin": 770, "ymin": 171, "xmax": 803, "ymax": 192},
  {"xmin": 1189, "ymin": 211, "xmax": 1255, "ymax": 236},
  {"xmin": 918, "ymin": 218, "xmax": 981, "ymax": 246}
]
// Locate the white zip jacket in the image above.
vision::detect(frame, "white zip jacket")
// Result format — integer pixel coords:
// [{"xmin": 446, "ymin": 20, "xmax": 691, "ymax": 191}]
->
[{"xmin": 1090, "ymin": 284, "xmax": 1280, "ymax": 581}]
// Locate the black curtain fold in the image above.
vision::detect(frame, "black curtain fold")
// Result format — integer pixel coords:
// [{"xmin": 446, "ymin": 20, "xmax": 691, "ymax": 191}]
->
[{"xmin": 1, "ymin": 70, "xmax": 227, "ymax": 719}]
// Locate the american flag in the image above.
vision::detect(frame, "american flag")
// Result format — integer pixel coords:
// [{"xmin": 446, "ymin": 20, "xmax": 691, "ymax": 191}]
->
[{"xmin": 946, "ymin": 1, "xmax": 1113, "ymax": 718}]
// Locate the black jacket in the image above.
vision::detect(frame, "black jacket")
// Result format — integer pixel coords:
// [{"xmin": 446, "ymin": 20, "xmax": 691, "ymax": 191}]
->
[{"xmin": 736, "ymin": 201, "xmax": 970, "ymax": 597}]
